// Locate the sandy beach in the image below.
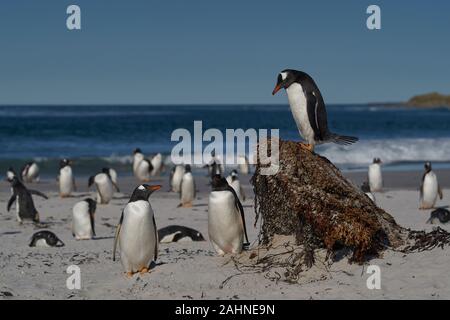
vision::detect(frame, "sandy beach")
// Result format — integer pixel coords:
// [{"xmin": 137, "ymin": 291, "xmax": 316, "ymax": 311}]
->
[{"xmin": 0, "ymin": 169, "xmax": 449, "ymax": 300}]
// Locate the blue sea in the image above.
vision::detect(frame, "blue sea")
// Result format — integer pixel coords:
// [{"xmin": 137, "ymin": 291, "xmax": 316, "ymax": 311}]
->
[{"xmin": 1, "ymin": 104, "xmax": 450, "ymax": 177}]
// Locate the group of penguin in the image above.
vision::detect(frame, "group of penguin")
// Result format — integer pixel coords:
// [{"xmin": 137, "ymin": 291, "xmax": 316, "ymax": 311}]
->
[{"xmin": 363, "ymin": 158, "xmax": 448, "ymax": 224}]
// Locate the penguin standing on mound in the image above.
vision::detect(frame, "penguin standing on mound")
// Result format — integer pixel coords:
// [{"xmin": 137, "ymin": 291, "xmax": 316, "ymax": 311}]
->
[
  {"xmin": 150, "ymin": 153, "xmax": 163, "ymax": 176},
  {"xmin": 420, "ymin": 162, "xmax": 443, "ymax": 210},
  {"xmin": 368, "ymin": 158, "xmax": 383, "ymax": 192},
  {"xmin": 88, "ymin": 170, "xmax": 116, "ymax": 205},
  {"xmin": 29, "ymin": 231, "xmax": 64, "ymax": 247},
  {"xmin": 21, "ymin": 162, "xmax": 40, "ymax": 183},
  {"xmin": 226, "ymin": 170, "xmax": 246, "ymax": 202},
  {"xmin": 179, "ymin": 164, "xmax": 195, "ymax": 207},
  {"xmin": 427, "ymin": 208, "xmax": 450, "ymax": 224},
  {"xmin": 361, "ymin": 181, "xmax": 376, "ymax": 204},
  {"xmin": 170, "ymin": 165, "xmax": 185, "ymax": 192},
  {"xmin": 7, "ymin": 177, "xmax": 48, "ymax": 223},
  {"xmin": 72, "ymin": 198, "xmax": 97, "ymax": 240},
  {"xmin": 272, "ymin": 69, "xmax": 358, "ymax": 152},
  {"xmin": 58, "ymin": 158, "xmax": 76, "ymax": 198},
  {"xmin": 208, "ymin": 175, "xmax": 249, "ymax": 255},
  {"xmin": 113, "ymin": 184, "xmax": 161, "ymax": 277}
]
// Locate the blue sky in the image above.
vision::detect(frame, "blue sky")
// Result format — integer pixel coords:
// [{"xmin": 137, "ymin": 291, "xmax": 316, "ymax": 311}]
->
[{"xmin": 0, "ymin": 0, "xmax": 449, "ymax": 105}]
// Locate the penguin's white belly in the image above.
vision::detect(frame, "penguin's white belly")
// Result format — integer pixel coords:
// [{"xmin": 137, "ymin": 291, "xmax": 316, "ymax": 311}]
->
[
  {"xmin": 366, "ymin": 192, "xmax": 376, "ymax": 204},
  {"xmin": 208, "ymin": 191, "xmax": 244, "ymax": 254},
  {"xmin": 28, "ymin": 164, "xmax": 39, "ymax": 181},
  {"xmin": 35, "ymin": 239, "xmax": 51, "ymax": 247},
  {"xmin": 422, "ymin": 173, "xmax": 438, "ymax": 208},
  {"xmin": 119, "ymin": 201, "xmax": 156, "ymax": 273},
  {"xmin": 60, "ymin": 167, "xmax": 73, "ymax": 196},
  {"xmin": 368, "ymin": 164, "xmax": 383, "ymax": 192},
  {"xmin": 136, "ymin": 161, "xmax": 150, "ymax": 181},
  {"xmin": 133, "ymin": 154, "xmax": 144, "ymax": 175},
  {"xmin": 286, "ymin": 83, "xmax": 315, "ymax": 145},
  {"xmin": 171, "ymin": 166, "xmax": 184, "ymax": 192},
  {"xmin": 230, "ymin": 180, "xmax": 243, "ymax": 202},
  {"xmin": 151, "ymin": 154, "xmax": 162, "ymax": 176},
  {"xmin": 95, "ymin": 174, "xmax": 113, "ymax": 204},
  {"xmin": 181, "ymin": 173, "xmax": 195, "ymax": 203},
  {"xmin": 72, "ymin": 202, "xmax": 93, "ymax": 240}
]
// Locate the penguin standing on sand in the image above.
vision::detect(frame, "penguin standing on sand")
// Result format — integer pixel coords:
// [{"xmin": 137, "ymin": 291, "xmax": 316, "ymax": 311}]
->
[
  {"xmin": 150, "ymin": 153, "xmax": 163, "ymax": 176},
  {"xmin": 113, "ymin": 184, "xmax": 161, "ymax": 277},
  {"xmin": 226, "ymin": 170, "xmax": 246, "ymax": 202},
  {"xmin": 88, "ymin": 171, "xmax": 115, "ymax": 204},
  {"xmin": 272, "ymin": 69, "xmax": 358, "ymax": 152},
  {"xmin": 59, "ymin": 158, "xmax": 76, "ymax": 198},
  {"xmin": 29, "ymin": 231, "xmax": 64, "ymax": 247},
  {"xmin": 102, "ymin": 168, "xmax": 120, "ymax": 192},
  {"xmin": 170, "ymin": 165, "xmax": 185, "ymax": 192},
  {"xmin": 21, "ymin": 162, "xmax": 40, "ymax": 183},
  {"xmin": 72, "ymin": 198, "xmax": 97, "ymax": 240},
  {"xmin": 135, "ymin": 159, "xmax": 153, "ymax": 182},
  {"xmin": 179, "ymin": 164, "xmax": 195, "ymax": 207},
  {"xmin": 368, "ymin": 158, "xmax": 383, "ymax": 192},
  {"xmin": 238, "ymin": 155, "xmax": 250, "ymax": 175},
  {"xmin": 7, "ymin": 176, "xmax": 48, "ymax": 223},
  {"xmin": 420, "ymin": 162, "xmax": 443, "ymax": 210},
  {"xmin": 208, "ymin": 175, "xmax": 249, "ymax": 255}
]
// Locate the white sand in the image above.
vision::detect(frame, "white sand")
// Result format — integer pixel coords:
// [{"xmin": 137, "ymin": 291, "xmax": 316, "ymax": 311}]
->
[{"xmin": 0, "ymin": 176, "xmax": 449, "ymax": 300}]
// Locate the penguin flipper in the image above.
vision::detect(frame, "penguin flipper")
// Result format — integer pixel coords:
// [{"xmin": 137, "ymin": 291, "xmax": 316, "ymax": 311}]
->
[
  {"xmin": 152, "ymin": 215, "xmax": 158, "ymax": 261},
  {"xmin": 113, "ymin": 211, "xmax": 124, "ymax": 261},
  {"xmin": 7, "ymin": 194, "xmax": 16, "ymax": 212},
  {"xmin": 227, "ymin": 186, "xmax": 250, "ymax": 246},
  {"xmin": 112, "ymin": 181, "xmax": 120, "ymax": 193},
  {"xmin": 29, "ymin": 190, "xmax": 48, "ymax": 199},
  {"xmin": 306, "ymin": 91, "xmax": 323, "ymax": 141},
  {"xmin": 438, "ymin": 185, "xmax": 443, "ymax": 200}
]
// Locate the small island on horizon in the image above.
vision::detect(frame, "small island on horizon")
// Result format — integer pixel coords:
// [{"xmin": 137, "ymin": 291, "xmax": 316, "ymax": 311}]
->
[{"xmin": 406, "ymin": 92, "xmax": 450, "ymax": 108}]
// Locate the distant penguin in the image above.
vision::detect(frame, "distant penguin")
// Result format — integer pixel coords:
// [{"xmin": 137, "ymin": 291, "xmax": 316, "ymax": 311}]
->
[
  {"xmin": 6, "ymin": 167, "xmax": 17, "ymax": 182},
  {"xmin": 113, "ymin": 184, "xmax": 161, "ymax": 277},
  {"xmin": 88, "ymin": 172, "xmax": 114, "ymax": 204},
  {"xmin": 72, "ymin": 198, "xmax": 97, "ymax": 240},
  {"xmin": 179, "ymin": 164, "xmax": 195, "ymax": 207},
  {"xmin": 150, "ymin": 153, "xmax": 163, "ymax": 176},
  {"xmin": 102, "ymin": 167, "xmax": 120, "ymax": 192},
  {"xmin": 7, "ymin": 176, "xmax": 47, "ymax": 223},
  {"xmin": 135, "ymin": 159, "xmax": 153, "ymax": 182},
  {"xmin": 158, "ymin": 225, "xmax": 205, "ymax": 243},
  {"xmin": 204, "ymin": 150, "xmax": 223, "ymax": 177},
  {"xmin": 427, "ymin": 208, "xmax": 450, "ymax": 224},
  {"xmin": 420, "ymin": 162, "xmax": 443, "ymax": 210},
  {"xmin": 170, "ymin": 165, "xmax": 185, "ymax": 192},
  {"xmin": 208, "ymin": 175, "xmax": 249, "ymax": 255},
  {"xmin": 226, "ymin": 170, "xmax": 246, "ymax": 202},
  {"xmin": 361, "ymin": 181, "xmax": 376, "ymax": 204},
  {"xmin": 238, "ymin": 155, "xmax": 250, "ymax": 175},
  {"xmin": 29, "ymin": 231, "xmax": 64, "ymax": 247},
  {"xmin": 21, "ymin": 162, "xmax": 40, "ymax": 183},
  {"xmin": 59, "ymin": 158, "xmax": 76, "ymax": 198},
  {"xmin": 132, "ymin": 148, "xmax": 145, "ymax": 176},
  {"xmin": 368, "ymin": 158, "xmax": 383, "ymax": 192}
]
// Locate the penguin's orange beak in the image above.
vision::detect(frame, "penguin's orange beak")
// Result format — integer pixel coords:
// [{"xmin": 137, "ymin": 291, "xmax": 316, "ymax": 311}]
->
[
  {"xmin": 146, "ymin": 185, "xmax": 162, "ymax": 191},
  {"xmin": 272, "ymin": 84, "xmax": 282, "ymax": 95}
]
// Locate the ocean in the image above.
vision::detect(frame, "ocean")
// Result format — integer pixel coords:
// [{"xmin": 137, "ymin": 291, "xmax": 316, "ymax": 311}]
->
[{"xmin": 1, "ymin": 104, "xmax": 450, "ymax": 177}]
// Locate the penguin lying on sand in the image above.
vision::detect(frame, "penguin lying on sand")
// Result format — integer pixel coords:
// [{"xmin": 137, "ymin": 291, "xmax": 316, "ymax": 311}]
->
[
  {"xmin": 427, "ymin": 208, "xmax": 450, "ymax": 224},
  {"xmin": 158, "ymin": 225, "xmax": 205, "ymax": 243},
  {"xmin": 29, "ymin": 231, "xmax": 64, "ymax": 247}
]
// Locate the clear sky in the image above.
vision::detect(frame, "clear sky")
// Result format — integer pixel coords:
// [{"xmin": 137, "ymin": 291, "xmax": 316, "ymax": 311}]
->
[{"xmin": 1, "ymin": 0, "xmax": 449, "ymax": 105}]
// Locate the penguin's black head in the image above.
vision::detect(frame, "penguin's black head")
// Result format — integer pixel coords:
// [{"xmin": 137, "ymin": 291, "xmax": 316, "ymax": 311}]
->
[
  {"xmin": 60, "ymin": 158, "xmax": 71, "ymax": 168},
  {"xmin": 101, "ymin": 167, "xmax": 110, "ymax": 175},
  {"xmin": 373, "ymin": 158, "xmax": 382, "ymax": 164},
  {"xmin": 272, "ymin": 69, "xmax": 304, "ymax": 95},
  {"xmin": 230, "ymin": 169, "xmax": 238, "ymax": 181},
  {"xmin": 211, "ymin": 174, "xmax": 229, "ymax": 191},
  {"xmin": 129, "ymin": 184, "xmax": 162, "ymax": 202},
  {"xmin": 425, "ymin": 162, "xmax": 432, "ymax": 172},
  {"xmin": 184, "ymin": 164, "xmax": 191, "ymax": 173},
  {"xmin": 84, "ymin": 198, "xmax": 97, "ymax": 215},
  {"xmin": 133, "ymin": 148, "xmax": 142, "ymax": 154}
]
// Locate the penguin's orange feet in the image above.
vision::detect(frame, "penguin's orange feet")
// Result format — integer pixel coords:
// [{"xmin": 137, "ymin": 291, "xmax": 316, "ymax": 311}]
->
[
  {"xmin": 125, "ymin": 272, "xmax": 134, "ymax": 278},
  {"xmin": 139, "ymin": 267, "xmax": 149, "ymax": 274},
  {"xmin": 182, "ymin": 202, "xmax": 193, "ymax": 208},
  {"xmin": 299, "ymin": 143, "xmax": 314, "ymax": 152}
]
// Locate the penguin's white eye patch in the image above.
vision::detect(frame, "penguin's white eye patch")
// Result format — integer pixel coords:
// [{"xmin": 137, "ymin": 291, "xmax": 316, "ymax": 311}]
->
[
  {"xmin": 138, "ymin": 185, "xmax": 145, "ymax": 190},
  {"xmin": 280, "ymin": 72, "xmax": 287, "ymax": 81}
]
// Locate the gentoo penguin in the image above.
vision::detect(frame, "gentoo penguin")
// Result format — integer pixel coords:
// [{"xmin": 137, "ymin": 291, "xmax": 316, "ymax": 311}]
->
[
  {"xmin": 21, "ymin": 162, "xmax": 40, "ymax": 183},
  {"xmin": 158, "ymin": 225, "xmax": 205, "ymax": 243},
  {"xmin": 420, "ymin": 162, "xmax": 443, "ymax": 210},
  {"xmin": 150, "ymin": 153, "xmax": 163, "ymax": 176},
  {"xmin": 102, "ymin": 167, "xmax": 120, "ymax": 192},
  {"xmin": 132, "ymin": 148, "xmax": 145, "ymax": 176},
  {"xmin": 113, "ymin": 184, "xmax": 161, "ymax": 277},
  {"xmin": 135, "ymin": 159, "xmax": 153, "ymax": 182},
  {"xmin": 272, "ymin": 69, "xmax": 358, "ymax": 151},
  {"xmin": 361, "ymin": 181, "xmax": 376, "ymax": 204},
  {"xmin": 170, "ymin": 165, "xmax": 185, "ymax": 192},
  {"xmin": 178, "ymin": 164, "xmax": 196, "ymax": 207},
  {"xmin": 72, "ymin": 198, "xmax": 97, "ymax": 240},
  {"xmin": 368, "ymin": 158, "xmax": 383, "ymax": 192},
  {"xmin": 427, "ymin": 208, "xmax": 450, "ymax": 224},
  {"xmin": 238, "ymin": 155, "xmax": 250, "ymax": 175},
  {"xmin": 29, "ymin": 231, "xmax": 64, "ymax": 247},
  {"xmin": 59, "ymin": 158, "xmax": 76, "ymax": 198},
  {"xmin": 226, "ymin": 170, "xmax": 246, "ymax": 202},
  {"xmin": 208, "ymin": 175, "xmax": 249, "ymax": 255},
  {"xmin": 7, "ymin": 176, "xmax": 47, "ymax": 223},
  {"xmin": 6, "ymin": 167, "xmax": 17, "ymax": 181},
  {"xmin": 88, "ymin": 172, "xmax": 114, "ymax": 204}
]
